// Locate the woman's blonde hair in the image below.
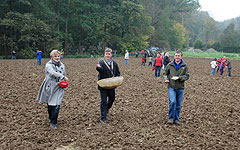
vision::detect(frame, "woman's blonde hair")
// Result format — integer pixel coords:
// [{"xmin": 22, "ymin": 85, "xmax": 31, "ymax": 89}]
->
[{"xmin": 50, "ymin": 50, "xmax": 60, "ymax": 57}]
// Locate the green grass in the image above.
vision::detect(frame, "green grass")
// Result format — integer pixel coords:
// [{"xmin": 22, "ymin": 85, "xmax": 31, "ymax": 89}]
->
[{"xmin": 168, "ymin": 51, "xmax": 240, "ymax": 59}]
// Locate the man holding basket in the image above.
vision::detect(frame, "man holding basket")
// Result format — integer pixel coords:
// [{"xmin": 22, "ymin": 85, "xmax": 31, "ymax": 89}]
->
[{"xmin": 96, "ymin": 48, "xmax": 121, "ymax": 124}]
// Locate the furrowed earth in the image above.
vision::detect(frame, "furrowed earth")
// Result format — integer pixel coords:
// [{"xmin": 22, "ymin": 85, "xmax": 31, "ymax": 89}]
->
[{"xmin": 0, "ymin": 57, "xmax": 240, "ymax": 150}]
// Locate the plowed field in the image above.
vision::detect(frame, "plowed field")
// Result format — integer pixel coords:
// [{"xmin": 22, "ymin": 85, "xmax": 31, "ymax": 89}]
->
[{"xmin": 0, "ymin": 57, "xmax": 239, "ymax": 150}]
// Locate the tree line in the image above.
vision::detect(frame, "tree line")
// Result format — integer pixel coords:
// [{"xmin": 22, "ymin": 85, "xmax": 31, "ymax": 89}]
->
[{"xmin": 0, "ymin": 0, "xmax": 239, "ymax": 58}]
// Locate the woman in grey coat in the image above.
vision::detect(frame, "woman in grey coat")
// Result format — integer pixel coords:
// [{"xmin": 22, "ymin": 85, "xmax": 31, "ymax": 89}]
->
[{"xmin": 37, "ymin": 50, "xmax": 69, "ymax": 129}]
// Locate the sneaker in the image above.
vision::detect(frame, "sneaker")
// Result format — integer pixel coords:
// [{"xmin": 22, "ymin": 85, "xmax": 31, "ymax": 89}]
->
[
  {"xmin": 168, "ymin": 119, "xmax": 174, "ymax": 124},
  {"xmin": 50, "ymin": 123, "xmax": 57, "ymax": 129},
  {"xmin": 174, "ymin": 121, "xmax": 180, "ymax": 126}
]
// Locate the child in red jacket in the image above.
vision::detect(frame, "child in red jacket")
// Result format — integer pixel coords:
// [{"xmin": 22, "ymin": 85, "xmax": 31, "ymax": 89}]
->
[{"xmin": 141, "ymin": 57, "xmax": 146, "ymax": 66}]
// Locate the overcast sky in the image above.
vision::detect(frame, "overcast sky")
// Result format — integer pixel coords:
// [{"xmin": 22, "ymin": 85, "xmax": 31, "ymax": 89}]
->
[{"xmin": 198, "ymin": 0, "xmax": 240, "ymax": 22}]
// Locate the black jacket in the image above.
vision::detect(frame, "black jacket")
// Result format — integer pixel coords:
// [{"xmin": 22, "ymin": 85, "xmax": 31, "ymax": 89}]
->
[
  {"xmin": 163, "ymin": 56, "xmax": 170, "ymax": 66},
  {"xmin": 96, "ymin": 59, "xmax": 120, "ymax": 90}
]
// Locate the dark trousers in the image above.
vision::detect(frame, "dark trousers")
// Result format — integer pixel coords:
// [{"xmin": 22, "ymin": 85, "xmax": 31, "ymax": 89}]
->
[
  {"xmin": 47, "ymin": 105, "xmax": 60, "ymax": 124},
  {"xmin": 216, "ymin": 66, "xmax": 220, "ymax": 72},
  {"xmin": 100, "ymin": 89, "xmax": 115, "ymax": 121}
]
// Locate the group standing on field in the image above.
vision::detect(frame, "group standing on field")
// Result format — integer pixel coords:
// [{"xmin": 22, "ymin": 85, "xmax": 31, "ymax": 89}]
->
[
  {"xmin": 210, "ymin": 56, "xmax": 232, "ymax": 77},
  {"xmin": 34, "ymin": 47, "xmax": 235, "ymax": 130}
]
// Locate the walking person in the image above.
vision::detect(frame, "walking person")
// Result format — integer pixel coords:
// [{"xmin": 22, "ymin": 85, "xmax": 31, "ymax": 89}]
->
[
  {"xmin": 226, "ymin": 59, "xmax": 232, "ymax": 77},
  {"xmin": 125, "ymin": 50, "xmax": 129, "ymax": 65},
  {"xmin": 216, "ymin": 57, "xmax": 222, "ymax": 72},
  {"xmin": 36, "ymin": 50, "xmax": 43, "ymax": 65},
  {"xmin": 210, "ymin": 58, "xmax": 217, "ymax": 75},
  {"xmin": 163, "ymin": 52, "xmax": 170, "ymax": 69},
  {"xmin": 144, "ymin": 50, "xmax": 148, "ymax": 64},
  {"xmin": 148, "ymin": 55, "xmax": 153, "ymax": 67},
  {"xmin": 163, "ymin": 50, "xmax": 190, "ymax": 125},
  {"xmin": 96, "ymin": 48, "xmax": 120, "ymax": 124},
  {"xmin": 91, "ymin": 51, "xmax": 95, "ymax": 58},
  {"xmin": 12, "ymin": 50, "xmax": 17, "ymax": 59},
  {"xmin": 153, "ymin": 54, "xmax": 163, "ymax": 78},
  {"xmin": 37, "ymin": 50, "xmax": 69, "ymax": 129},
  {"xmin": 220, "ymin": 58, "xmax": 226, "ymax": 76},
  {"xmin": 60, "ymin": 49, "xmax": 64, "ymax": 59},
  {"xmin": 141, "ymin": 56, "xmax": 146, "ymax": 66}
]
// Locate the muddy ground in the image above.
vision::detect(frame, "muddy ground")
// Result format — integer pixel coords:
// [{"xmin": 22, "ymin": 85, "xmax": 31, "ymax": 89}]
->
[{"xmin": 0, "ymin": 57, "xmax": 240, "ymax": 150}]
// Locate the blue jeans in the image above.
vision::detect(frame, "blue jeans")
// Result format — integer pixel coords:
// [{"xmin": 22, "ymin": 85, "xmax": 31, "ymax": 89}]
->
[
  {"xmin": 48, "ymin": 105, "xmax": 60, "ymax": 124},
  {"xmin": 155, "ymin": 66, "xmax": 162, "ymax": 77},
  {"xmin": 100, "ymin": 89, "xmax": 115, "ymax": 121},
  {"xmin": 168, "ymin": 88, "xmax": 184, "ymax": 122},
  {"xmin": 12, "ymin": 56, "xmax": 16, "ymax": 59},
  {"xmin": 228, "ymin": 68, "xmax": 231, "ymax": 77},
  {"xmin": 210, "ymin": 68, "xmax": 216, "ymax": 75},
  {"xmin": 125, "ymin": 59, "xmax": 129, "ymax": 65},
  {"xmin": 37, "ymin": 58, "xmax": 42, "ymax": 65},
  {"xmin": 216, "ymin": 66, "xmax": 220, "ymax": 72}
]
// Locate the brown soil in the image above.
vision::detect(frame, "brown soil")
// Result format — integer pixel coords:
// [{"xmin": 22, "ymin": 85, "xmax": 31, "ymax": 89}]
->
[{"xmin": 0, "ymin": 57, "xmax": 239, "ymax": 150}]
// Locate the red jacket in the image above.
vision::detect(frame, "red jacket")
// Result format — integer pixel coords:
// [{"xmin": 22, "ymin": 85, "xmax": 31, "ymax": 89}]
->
[
  {"xmin": 155, "ymin": 57, "xmax": 162, "ymax": 66},
  {"xmin": 217, "ymin": 58, "xmax": 222, "ymax": 66},
  {"xmin": 141, "ymin": 57, "xmax": 146, "ymax": 62}
]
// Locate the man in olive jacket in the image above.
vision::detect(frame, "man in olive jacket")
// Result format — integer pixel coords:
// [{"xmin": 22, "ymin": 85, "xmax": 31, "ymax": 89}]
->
[
  {"xmin": 96, "ymin": 48, "xmax": 120, "ymax": 124},
  {"xmin": 163, "ymin": 50, "xmax": 190, "ymax": 125}
]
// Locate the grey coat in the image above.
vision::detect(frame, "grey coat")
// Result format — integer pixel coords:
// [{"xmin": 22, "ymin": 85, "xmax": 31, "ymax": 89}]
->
[{"xmin": 37, "ymin": 60, "xmax": 66, "ymax": 106}]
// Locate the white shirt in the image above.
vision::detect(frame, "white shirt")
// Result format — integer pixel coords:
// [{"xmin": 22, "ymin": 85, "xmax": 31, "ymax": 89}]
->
[
  {"xmin": 125, "ymin": 52, "xmax": 129, "ymax": 59},
  {"xmin": 210, "ymin": 61, "xmax": 217, "ymax": 68},
  {"xmin": 149, "ymin": 57, "xmax": 152, "ymax": 62}
]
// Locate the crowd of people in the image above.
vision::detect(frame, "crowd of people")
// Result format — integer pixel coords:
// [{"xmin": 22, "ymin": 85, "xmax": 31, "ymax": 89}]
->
[
  {"xmin": 35, "ymin": 48, "xmax": 191, "ymax": 129},
  {"xmin": 99, "ymin": 49, "xmax": 190, "ymax": 126},
  {"xmin": 35, "ymin": 48, "xmax": 233, "ymax": 129},
  {"xmin": 210, "ymin": 56, "xmax": 232, "ymax": 77}
]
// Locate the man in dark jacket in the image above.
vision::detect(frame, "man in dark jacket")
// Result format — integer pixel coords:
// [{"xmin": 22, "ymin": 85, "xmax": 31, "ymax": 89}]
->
[
  {"xmin": 96, "ymin": 48, "xmax": 120, "ymax": 123},
  {"xmin": 163, "ymin": 50, "xmax": 190, "ymax": 125},
  {"xmin": 226, "ymin": 59, "xmax": 232, "ymax": 77}
]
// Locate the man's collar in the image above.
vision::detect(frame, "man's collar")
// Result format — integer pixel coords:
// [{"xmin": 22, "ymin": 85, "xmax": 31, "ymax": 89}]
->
[{"xmin": 174, "ymin": 59, "xmax": 182, "ymax": 65}]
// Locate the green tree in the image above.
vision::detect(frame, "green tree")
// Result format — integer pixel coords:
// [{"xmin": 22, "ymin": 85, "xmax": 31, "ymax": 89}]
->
[
  {"xmin": 169, "ymin": 23, "xmax": 188, "ymax": 49},
  {"xmin": 219, "ymin": 23, "xmax": 239, "ymax": 52},
  {"xmin": 0, "ymin": 12, "xmax": 53, "ymax": 58},
  {"xmin": 142, "ymin": 0, "xmax": 200, "ymax": 49},
  {"xmin": 194, "ymin": 39, "xmax": 204, "ymax": 49}
]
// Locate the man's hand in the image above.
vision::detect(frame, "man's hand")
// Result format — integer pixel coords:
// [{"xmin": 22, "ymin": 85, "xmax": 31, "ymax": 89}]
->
[
  {"xmin": 171, "ymin": 76, "xmax": 179, "ymax": 80},
  {"xmin": 97, "ymin": 62, "xmax": 101, "ymax": 68},
  {"xmin": 165, "ymin": 80, "xmax": 169, "ymax": 83}
]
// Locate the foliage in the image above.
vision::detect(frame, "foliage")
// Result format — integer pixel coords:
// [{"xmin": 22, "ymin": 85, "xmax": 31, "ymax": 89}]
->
[
  {"xmin": 212, "ymin": 42, "xmax": 221, "ymax": 50},
  {"xmin": 0, "ymin": 12, "xmax": 53, "ymax": 58},
  {"xmin": 168, "ymin": 51, "xmax": 240, "ymax": 60},
  {"xmin": 219, "ymin": 23, "xmax": 240, "ymax": 52},
  {"xmin": 18, "ymin": 49, "xmax": 36, "ymax": 59},
  {"xmin": 142, "ymin": 0, "xmax": 200, "ymax": 49},
  {"xmin": 169, "ymin": 23, "xmax": 188, "ymax": 50},
  {"xmin": 193, "ymin": 39, "xmax": 204, "ymax": 49},
  {"xmin": 65, "ymin": 54, "xmax": 91, "ymax": 58},
  {"xmin": 2, "ymin": 0, "xmax": 239, "ymax": 59}
]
